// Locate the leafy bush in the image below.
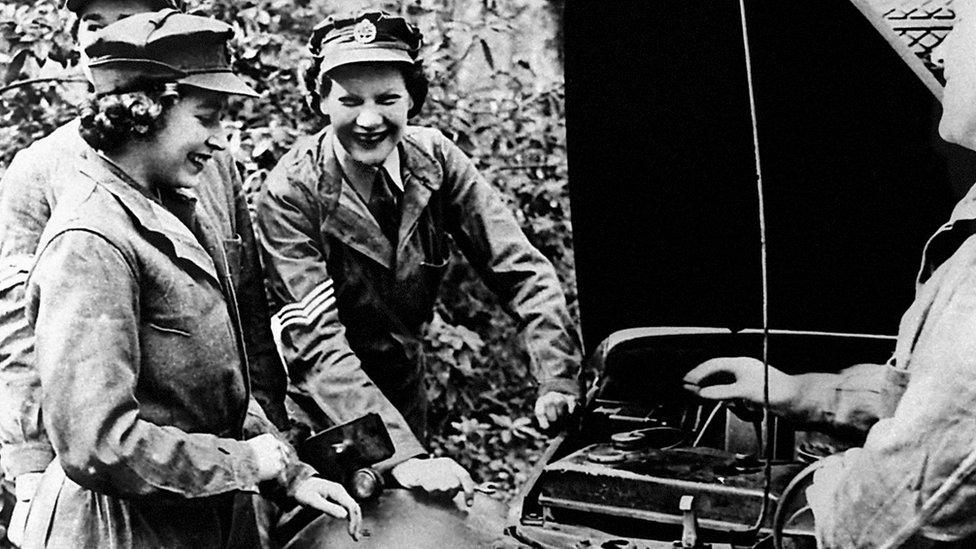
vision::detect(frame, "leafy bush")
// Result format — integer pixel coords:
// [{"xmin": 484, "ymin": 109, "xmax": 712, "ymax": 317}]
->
[{"xmin": 0, "ymin": 0, "xmax": 576, "ymax": 500}]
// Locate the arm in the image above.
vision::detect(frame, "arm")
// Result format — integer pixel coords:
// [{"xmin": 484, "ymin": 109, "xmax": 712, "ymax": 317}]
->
[
  {"xmin": 788, "ymin": 363, "xmax": 904, "ymax": 437},
  {"xmin": 27, "ymin": 230, "xmax": 264, "ymax": 499},
  {"xmin": 255, "ymin": 156, "xmax": 425, "ymax": 471},
  {"xmin": 685, "ymin": 358, "xmax": 901, "ymax": 438},
  {"xmin": 434, "ymin": 131, "xmax": 583, "ymax": 400},
  {"xmin": 0, "ymin": 148, "xmax": 57, "ymax": 481}
]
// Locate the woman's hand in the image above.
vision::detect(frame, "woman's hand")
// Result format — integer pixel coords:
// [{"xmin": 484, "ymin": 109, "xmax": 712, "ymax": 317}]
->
[
  {"xmin": 535, "ymin": 391, "xmax": 577, "ymax": 430},
  {"xmin": 245, "ymin": 433, "xmax": 290, "ymax": 482},
  {"xmin": 391, "ymin": 457, "xmax": 476, "ymax": 506},
  {"xmin": 683, "ymin": 357, "xmax": 799, "ymax": 413},
  {"xmin": 294, "ymin": 477, "xmax": 363, "ymax": 541}
]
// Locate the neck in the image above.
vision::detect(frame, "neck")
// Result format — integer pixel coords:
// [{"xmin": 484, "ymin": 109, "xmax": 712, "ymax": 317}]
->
[{"xmin": 104, "ymin": 142, "xmax": 160, "ymax": 199}]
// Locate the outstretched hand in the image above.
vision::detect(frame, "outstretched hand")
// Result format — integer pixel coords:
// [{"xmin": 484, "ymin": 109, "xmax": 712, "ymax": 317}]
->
[
  {"xmin": 294, "ymin": 477, "xmax": 363, "ymax": 540},
  {"xmin": 391, "ymin": 457, "xmax": 476, "ymax": 506},
  {"xmin": 683, "ymin": 357, "xmax": 797, "ymax": 411}
]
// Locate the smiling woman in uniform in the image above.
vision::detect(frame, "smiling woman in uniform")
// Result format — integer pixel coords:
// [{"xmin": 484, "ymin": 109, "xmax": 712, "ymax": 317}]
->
[
  {"xmin": 20, "ymin": 10, "xmax": 360, "ymax": 548},
  {"xmin": 257, "ymin": 10, "xmax": 583, "ymax": 504}
]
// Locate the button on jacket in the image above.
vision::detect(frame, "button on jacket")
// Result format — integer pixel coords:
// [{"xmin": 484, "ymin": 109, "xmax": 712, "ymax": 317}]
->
[
  {"xmin": 257, "ymin": 126, "xmax": 583, "ymax": 468},
  {"xmin": 21, "ymin": 154, "xmax": 309, "ymax": 548},
  {"xmin": 0, "ymin": 119, "xmax": 287, "ymax": 481}
]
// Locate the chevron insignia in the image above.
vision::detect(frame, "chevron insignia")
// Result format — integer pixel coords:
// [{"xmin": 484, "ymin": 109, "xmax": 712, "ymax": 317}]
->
[{"xmin": 275, "ymin": 279, "xmax": 336, "ymax": 330}]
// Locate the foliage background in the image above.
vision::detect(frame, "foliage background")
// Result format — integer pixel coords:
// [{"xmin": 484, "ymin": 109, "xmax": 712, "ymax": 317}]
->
[{"xmin": 0, "ymin": 0, "xmax": 577, "ymax": 500}]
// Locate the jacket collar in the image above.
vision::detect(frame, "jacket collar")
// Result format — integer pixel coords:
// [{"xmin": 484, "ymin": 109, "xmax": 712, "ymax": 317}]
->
[
  {"xmin": 78, "ymin": 153, "xmax": 222, "ymax": 287},
  {"xmin": 317, "ymin": 127, "xmax": 444, "ymax": 274},
  {"xmin": 333, "ymin": 134, "xmax": 404, "ymax": 195}
]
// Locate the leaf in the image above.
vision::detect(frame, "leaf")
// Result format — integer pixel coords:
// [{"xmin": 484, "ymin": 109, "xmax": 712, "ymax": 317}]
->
[
  {"xmin": 31, "ymin": 39, "xmax": 50, "ymax": 64},
  {"xmin": 4, "ymin": 47, "xmax": 29, "ymax": 84},
  {"xmin": 479, "ymin": 38, "xmax": 494, "ymax": 71}
]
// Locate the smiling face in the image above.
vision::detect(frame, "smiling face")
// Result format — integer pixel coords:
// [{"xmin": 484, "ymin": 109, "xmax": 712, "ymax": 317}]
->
[
  {"xmin": 77, "ymin": 0, "xmax": 161, "ymax": 73},
  {"xmin": 143, "ymin": 87, "xmax": 228, "ymax": 190},
  {"xmin": 938, "ymin": 3, "xmax": 976, "ymax": 150},
  {"xmin": 322, "ymin": 62, "xmax": 413, "ymax": 167}
]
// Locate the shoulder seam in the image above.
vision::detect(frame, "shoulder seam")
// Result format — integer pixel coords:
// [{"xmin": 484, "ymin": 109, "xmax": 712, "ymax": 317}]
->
[{"xmin": 34, "ymin": 228, "xmax": 138, "ymax": 283}]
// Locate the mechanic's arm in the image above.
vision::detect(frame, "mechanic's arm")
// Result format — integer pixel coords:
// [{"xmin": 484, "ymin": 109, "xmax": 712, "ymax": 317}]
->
[
  {"xmin": 433, "ymin": 130, "xmax": 583, "ymax": 428},
  {"xmin": 684, "ymin": 357, "xmax": 902, "ymax": 437}
]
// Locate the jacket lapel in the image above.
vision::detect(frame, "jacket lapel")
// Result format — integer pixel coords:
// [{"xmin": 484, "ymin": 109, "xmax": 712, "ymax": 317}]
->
[
  {"xmin": 177, "ymin": 191, "xmax": 233, "ymax": 293},
  {"xmin": 79, "ymin": 157, "xmax": 221, "ymax": 287},
  {"xmin": 394, "ymin": 134, "xmax": 443, "ymax": 276}
]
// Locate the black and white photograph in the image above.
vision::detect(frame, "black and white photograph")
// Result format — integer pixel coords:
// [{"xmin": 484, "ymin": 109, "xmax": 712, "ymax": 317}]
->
[{"xmin": 0, "ymin": 0, "xmax": 973, "ymax": 547}]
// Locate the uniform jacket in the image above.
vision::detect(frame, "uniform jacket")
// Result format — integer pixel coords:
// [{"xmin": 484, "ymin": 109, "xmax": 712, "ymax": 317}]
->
[
  {"xmin": 797, "ymin": 185, "xmax": 976, "ymax": 546},
  {"xmin": 0, "ymin": 119, "xmax": 287, "ymax": 481},
  {"xmin": 21, "ymin": 154, "xmax": 309, "ymax": 548},
  {"xmin": 256, "ymin": 126, "xmax": 582, "ymax": 468}
]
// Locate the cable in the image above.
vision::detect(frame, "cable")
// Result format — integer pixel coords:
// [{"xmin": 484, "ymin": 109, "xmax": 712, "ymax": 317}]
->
[{"xmin": 736, "ymin": 0, "xmax": 775, "ymax": 534}]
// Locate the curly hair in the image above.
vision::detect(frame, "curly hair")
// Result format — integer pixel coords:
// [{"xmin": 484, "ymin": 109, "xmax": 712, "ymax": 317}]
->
[
  {"xmin": 303, "ymin": 59, "xmax": 429, "ymax": 122},
  {"xmin": 79, "ymin": 86, "xmax": 178, "ymax": 152}
]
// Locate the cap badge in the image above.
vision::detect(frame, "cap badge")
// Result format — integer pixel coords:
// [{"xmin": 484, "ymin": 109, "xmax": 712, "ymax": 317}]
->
[{"xmin": 353, "ymin": 19, "xmax": 377, "ymax": 44}]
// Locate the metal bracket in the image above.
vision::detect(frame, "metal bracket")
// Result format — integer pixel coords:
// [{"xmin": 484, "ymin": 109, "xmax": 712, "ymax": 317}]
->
[{"xmin": 674, "ymin": 495, "xmax": 711, "ymax": 549}]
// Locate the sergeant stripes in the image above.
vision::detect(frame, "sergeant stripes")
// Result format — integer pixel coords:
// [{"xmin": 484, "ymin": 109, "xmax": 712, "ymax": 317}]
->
[
  {"xmin": 0, "ymin": 261, "xmax": 29, "ymax": 293},
  {"xmin": 275, "ymin": 279, "xmax": 336, "ymax": 330}
]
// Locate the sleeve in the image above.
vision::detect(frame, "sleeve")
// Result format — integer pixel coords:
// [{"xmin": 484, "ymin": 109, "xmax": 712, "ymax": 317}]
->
[
  {"xmin": 808, "ymin": 270, "xmax": 976, "ymax": 546},
  {"xmin": 785, "ymin": 362, "xmax": 906, "ymax": 439},
  {"xmin": 435, "ymin": 132, "xmax": 583, "ymax": 397},
  {"xmin": 0, "ymin": 149, "xmax": 56, "ymax": 479},
  {"xmin": 27, "ymin": 230, "xmax": 264, "ymax": 499},
  {"xmin": 256, "ymin": 157, "xmax": 426, "ymax": 471},
  {"xmin": 243, "ymin": 397, "xmax": 314, "ymax": 501},
  {"xmin": 225, "ymin": 158, "xmax": 290, "ymax": 431}
]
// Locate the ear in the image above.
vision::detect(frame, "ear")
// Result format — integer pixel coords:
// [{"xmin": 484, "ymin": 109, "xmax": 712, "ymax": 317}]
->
[{"xmin": 318, "ymin": 94, "xmax": 331, "ymax": 118}]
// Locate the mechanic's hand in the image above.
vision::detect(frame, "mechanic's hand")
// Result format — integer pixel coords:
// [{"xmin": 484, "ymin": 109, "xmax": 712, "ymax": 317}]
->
[
  {"xmin": 534, "ymin": 391, "xmax": 577, "ymax": 431},
  {"xmin": 294, "ymin": 476, "xmax": 363, "ymax": 541},
  {"xmin": 245, "ymin": 433, "xmax": 289, "ymax": 482},
  {"xmin": 683, "ymin": 357, "xmax": 798, "ymax": 413},
  {"xmin": 391, "ymin": 457, "xmax": 475, "ymax": 506},
  {"xmin": 7, "ymin": 472, "xmax": 42, "ymax": 547}
]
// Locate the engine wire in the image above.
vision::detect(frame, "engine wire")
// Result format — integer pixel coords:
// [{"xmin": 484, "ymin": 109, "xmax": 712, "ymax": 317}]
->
[{"xmin": 736, "ymin": 0, "xmax": 775, "ymax": 535}]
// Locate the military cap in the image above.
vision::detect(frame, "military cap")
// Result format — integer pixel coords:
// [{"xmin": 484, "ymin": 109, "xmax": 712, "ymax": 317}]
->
[
  {"xmin": 309, "ymin": 10, "xmax": 423, "ymax": 74},
  {"xmin": 63, "ymin": 0, "xmax": 179, "ymax": 14},
  {"xmin": 84, "ymin": 9, "xmax": 258, "ymax": 97}
]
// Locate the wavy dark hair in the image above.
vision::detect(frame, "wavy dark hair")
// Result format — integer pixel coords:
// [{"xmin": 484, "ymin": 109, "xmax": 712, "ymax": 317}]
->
[
  {"xmin": 78, "ymin": 85, "xmax": 179, "ymax": 152},
  {"xmin": 303, "ymin": 59, "xmax": 429, "ymax": 123}
]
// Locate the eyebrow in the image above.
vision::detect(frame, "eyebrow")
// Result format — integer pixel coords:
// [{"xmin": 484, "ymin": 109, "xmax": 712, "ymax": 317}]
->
[{"xmin": 80, "ymin": 13, "xmax": 105, "ymax": 22}]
